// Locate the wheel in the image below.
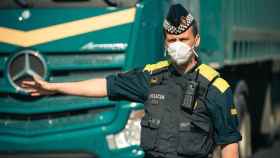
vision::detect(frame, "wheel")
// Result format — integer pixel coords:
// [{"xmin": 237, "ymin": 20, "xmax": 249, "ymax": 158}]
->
[
  {"xmin": 239, "ymin": 110, "xmax": 252, "ymax": 158},
  {"xmin": 261, "ymin": 84, "xmax": 277, "ymax": 142},
  {"xmin": 234, "ymin": 81, "xmax": 252, "ymax": 158}
]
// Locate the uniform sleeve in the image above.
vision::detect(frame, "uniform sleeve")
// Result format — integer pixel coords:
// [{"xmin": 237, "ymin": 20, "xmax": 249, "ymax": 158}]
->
[
  {"xmin": 206, "ymin": 86, "xmax": 242, "ymax": 145},
  {"xmin": 106, "ymin": 68, "xmax": 151, "ymax": 103}
]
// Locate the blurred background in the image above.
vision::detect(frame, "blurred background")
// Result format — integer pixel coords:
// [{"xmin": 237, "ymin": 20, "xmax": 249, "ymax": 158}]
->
[{"xmin": 0, "ymin": 0, "xmax": 279, "ymax": 158}]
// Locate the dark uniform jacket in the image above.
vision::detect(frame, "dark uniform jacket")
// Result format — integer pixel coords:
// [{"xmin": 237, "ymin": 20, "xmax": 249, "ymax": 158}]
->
[{"xmin": 106, "ymin": 60, "xmax": 241, "ymax": 158}]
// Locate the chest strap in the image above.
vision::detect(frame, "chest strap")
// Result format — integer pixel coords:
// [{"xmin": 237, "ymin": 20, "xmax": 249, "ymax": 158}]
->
[{"xmin": 181, "ymin": 69, "xmax": 219, "ymax": 112}]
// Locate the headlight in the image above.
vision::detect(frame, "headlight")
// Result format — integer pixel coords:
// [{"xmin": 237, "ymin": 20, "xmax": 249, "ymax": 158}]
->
[{"xmin": 106, "ymin": 109, "xmax": 144, "ymax": 149}]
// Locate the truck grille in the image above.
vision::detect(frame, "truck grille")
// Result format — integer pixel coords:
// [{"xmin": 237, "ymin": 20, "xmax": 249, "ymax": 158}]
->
[
  {"xmin": 0, "ymin": 51, "xmax": 124, "ymax": 110},
  {"xmin": 0, "ymin": 106, "xmax": 114, "ymax": 121},
  {"xmin": 0, "ymin": 51, "xmax": 124, "ymax": 92},
  {"xmin": 0, "ymin": 51, "xmax": 123, "ymax": 136},
  {"xmin": 0, "ymin": 104, "xmax": 116, "ymax": 136}
]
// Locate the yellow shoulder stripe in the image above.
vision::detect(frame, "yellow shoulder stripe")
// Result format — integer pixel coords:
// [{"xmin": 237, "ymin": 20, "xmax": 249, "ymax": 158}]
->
[
  {"xmin": 196, "ymin": 64, "xmax": 230, "ymax": 93},
  {"xmin": 196, "ymin": 64, "xmax": 220, "ymax": 81},
  {"xmin": 212, "ymin": 78, "xmax": 230, "ymax": 93},
  {"xmin": 144, "ymin": 60, "xmax": 170, "ymax": 73}
]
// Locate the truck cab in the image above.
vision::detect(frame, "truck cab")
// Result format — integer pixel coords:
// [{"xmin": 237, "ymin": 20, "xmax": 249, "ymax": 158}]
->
[
  {"xmin": 0, "ymin": 0, "xmax": 170, "ymax": 157},
  {"xmin": 1, "ymin": 0, "xmax": 280, "ymax": 158}
]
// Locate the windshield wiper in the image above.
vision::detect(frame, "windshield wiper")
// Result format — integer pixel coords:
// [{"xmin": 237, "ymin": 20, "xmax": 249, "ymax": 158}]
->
[
  {"xmin": 14, "ymin": 0, "xmax": 32, "ymax": 8},
  {"xmin": 103, "ymin": 0, "xmax": 117, "ymax": 7}
]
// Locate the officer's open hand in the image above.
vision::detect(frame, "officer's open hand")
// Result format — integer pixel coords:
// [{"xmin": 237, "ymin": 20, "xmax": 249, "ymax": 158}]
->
[{"xmin": 21, "ymin": 75, "xmax": 56, "ymax": 96}]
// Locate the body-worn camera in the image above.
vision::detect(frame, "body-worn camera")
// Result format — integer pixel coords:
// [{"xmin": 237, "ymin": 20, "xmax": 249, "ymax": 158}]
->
[{"xmin": 181, "ymin": 80, "xmax": 198, "ymax": 112}]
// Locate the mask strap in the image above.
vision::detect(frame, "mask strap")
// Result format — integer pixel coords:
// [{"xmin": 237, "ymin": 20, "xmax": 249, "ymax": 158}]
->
[
  {"xmin": 192, "ymin": 46, "xmax": 199, "ymax": 57},
  {"xmin": 164, "ymin": 47, "xmax": 167, "ymax": 57}
]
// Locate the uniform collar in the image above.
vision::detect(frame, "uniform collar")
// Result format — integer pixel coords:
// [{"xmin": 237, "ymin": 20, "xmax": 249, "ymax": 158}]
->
[{"xmin": 169, "ymin": 61, "xmax": 201, "ymax": 76}]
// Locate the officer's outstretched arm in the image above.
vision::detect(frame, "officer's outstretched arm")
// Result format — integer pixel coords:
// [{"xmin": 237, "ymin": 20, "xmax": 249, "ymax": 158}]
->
[{"xmin": 21, "ymin": 75, "xmax": 107, "ymax": 97}]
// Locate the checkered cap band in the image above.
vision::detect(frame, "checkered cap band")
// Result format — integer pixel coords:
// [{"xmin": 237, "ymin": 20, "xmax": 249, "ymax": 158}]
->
[{"xmin": 163, "ymin": 13, "xmax": 194, "ymax": 35}]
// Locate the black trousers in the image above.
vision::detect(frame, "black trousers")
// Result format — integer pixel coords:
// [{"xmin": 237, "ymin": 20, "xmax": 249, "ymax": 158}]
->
[
  {"xmin": 144, "ymin": 152, "xmax": 166, "ymax": 158},
  {"xmin": 144, "ymin": 152, "xmax": 185, "ymax": 158},
  {"xmin": 144, "ymin": 152, "xmax": 210, "ymax": 158}
]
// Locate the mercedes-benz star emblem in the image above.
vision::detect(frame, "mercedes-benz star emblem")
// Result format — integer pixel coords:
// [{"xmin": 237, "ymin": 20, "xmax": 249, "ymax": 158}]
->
[{"xmin": 7, "ymin": 50, "xmax": 47, "ymax": 92}]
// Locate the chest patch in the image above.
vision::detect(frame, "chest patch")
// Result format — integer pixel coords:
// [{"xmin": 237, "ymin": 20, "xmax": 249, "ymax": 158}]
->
[{"xmin": 149, "ymin": 93, "xmax": 165, "ymax": 100}]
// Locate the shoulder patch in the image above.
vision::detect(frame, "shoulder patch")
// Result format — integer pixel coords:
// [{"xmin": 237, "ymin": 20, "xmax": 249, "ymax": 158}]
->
[
  {"xmin": 212, "ymin": 78, "xmax": 230, "ymax": 93},
  {"xmin": 230, "ymin": 107, "xmax": 238, "ymax": 115},
  {"xmin": 143, "ymin": 60, "xmax": 170, "ymax": 73},
  {"xmin": 196, "ymin": 64, "xmax": 220, "ymax": 81}
]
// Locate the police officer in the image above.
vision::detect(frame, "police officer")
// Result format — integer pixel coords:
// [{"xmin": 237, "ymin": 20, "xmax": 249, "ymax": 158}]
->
[{"xmin": 22, "ymin": 4, "xmax": 241, "ymax": 158}]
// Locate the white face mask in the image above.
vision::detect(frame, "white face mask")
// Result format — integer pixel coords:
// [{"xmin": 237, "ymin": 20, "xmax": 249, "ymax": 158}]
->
[{"xmin": 167, "ymin": 41, "xmax": 198, "ymax": 65}]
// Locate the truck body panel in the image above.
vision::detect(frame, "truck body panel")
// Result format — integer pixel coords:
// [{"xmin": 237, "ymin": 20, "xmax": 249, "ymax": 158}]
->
[{"xmin": 0, "ymin": 0, "xmax": 280, "ymax": 157}]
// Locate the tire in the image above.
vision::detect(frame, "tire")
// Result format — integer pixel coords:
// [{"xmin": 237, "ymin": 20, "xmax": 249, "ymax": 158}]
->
[
  {"xmin": 234, "ymin": 81, "xmax": 252, "ymax": 158},
  {"xmin": 239, "ymin": 110, "xmax": 252, "ymax": 158},
  {"xmin": 261, "ymin": 84, "xmax": 276, "ymax": 142}
]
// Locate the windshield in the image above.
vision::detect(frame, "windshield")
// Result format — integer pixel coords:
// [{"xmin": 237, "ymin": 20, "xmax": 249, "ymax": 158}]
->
[{"xmin": 0, "ymin": 0, "xmax": 139, "ymax": 8}]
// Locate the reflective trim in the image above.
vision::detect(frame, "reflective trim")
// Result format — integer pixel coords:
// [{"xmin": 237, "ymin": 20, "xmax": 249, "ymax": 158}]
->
[
  {"xmin": 231, "ymin": 108, "xmax": 238, "ymax": 115},
  {"xmin": 143, "ymin": 60, "xmax": 170, "ymax": 73},
  {"xmin": 0, "ymin": 8, "xmax": 136, "ymax": 47},
  {"xmin": 193, "ymin": 101, "xmax": 198, "ymax": 110},
  {"xmin": 196, "ymin": 64, "xmax": 220, "ymax": 81},
  {"xmin": 212, "ymin": 78, "xmax": 230, "ymax": 93},
  {"xmin": 163, "ymin": 13, "xmax": 194, "ymax": 35}
]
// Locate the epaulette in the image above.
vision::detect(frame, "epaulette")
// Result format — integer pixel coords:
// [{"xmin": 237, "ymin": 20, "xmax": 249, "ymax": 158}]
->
[
  {"xmin": 196, "ymin": 64, "xmax": 230, "ymax": 93},
  {"xmin": 144, "ymin": 60, "xmax": 171, "ymax": 85},
  {"xmin": 143, "ymin": 60, "xmax": 170, "ymax": 75},
  {"xmin": 212, "ymin": 78, "xmax": 230, "ymax": 93}
]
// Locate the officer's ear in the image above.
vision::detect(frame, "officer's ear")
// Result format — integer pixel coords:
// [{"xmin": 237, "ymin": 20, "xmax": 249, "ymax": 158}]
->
[{"xmin": 194, "ymin": 34, "xmax": 200, "ymax": 47}]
